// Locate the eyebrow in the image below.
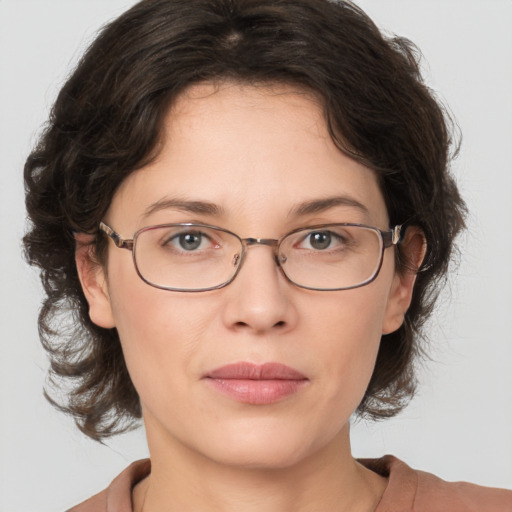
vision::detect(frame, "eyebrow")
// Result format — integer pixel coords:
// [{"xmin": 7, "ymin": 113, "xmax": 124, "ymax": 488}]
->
[
  {"xmin": 290, "ymin": 196, "xmax": 370, "ymax": 217},
  {"xmin": 142, "ymin": 197, "xmax": 224, "ymax": 218},
  {"xmin": 142, "ymin": 195, "xmax": 369, "ymax": 221}
]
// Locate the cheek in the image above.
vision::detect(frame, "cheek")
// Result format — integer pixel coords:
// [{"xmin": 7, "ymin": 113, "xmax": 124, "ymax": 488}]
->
[
  {"xmin": 105, "ymin": 260, "xmax": 218, "ymax": 399},
  {"xmin": 311, "ymin": 282, "xmax": 389, "ymax": 354},
  {"xmin": 304, "ymin": 284, "xmax": 390, "ymax": 409}
]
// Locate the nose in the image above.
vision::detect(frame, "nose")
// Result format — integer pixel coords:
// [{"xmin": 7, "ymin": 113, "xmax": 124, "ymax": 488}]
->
[{"xmin": 221, "ymin": 244, "xmax": 298, "ymax": 335}]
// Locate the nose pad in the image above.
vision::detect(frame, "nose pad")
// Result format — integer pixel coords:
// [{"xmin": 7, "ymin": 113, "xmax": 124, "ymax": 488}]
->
[
  {"xmin": 273, "ymin": 252, "xmax": 288, "ymax": 276},
  {"xmin": 232, "ymin": 253, "xmax": 241, "ymax": 267}
]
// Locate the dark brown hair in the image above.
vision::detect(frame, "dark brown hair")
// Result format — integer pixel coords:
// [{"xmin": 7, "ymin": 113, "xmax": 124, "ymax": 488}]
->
[{"xmin": 24, "ymin": 0, "xmax": 466, "ymax": 440}]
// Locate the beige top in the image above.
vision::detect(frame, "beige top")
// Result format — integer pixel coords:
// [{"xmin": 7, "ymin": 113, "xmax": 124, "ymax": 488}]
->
[{"xmin": 67, "ymin": 456, "xmax": 512, "ymax": 512}]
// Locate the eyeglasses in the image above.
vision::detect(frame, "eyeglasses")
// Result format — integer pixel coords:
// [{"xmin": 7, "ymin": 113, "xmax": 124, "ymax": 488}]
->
[{"xmin": 99, "ymin": 221, "xmax": 403, "ymax": 292}]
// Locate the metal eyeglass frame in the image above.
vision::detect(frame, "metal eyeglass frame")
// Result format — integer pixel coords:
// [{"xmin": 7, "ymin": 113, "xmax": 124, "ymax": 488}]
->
[{"xmin": 99, "ymin": 221, "xmax": 403, "ymax": 292}]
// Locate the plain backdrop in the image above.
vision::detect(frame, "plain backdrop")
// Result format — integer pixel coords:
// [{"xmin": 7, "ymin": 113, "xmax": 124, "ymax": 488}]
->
[{"xmin": 1, "ymin": 1, "xmax": 511, "ymax": 510}]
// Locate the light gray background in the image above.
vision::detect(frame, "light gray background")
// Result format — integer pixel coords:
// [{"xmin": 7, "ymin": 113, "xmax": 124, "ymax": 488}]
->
[{"xmin": 1, "ymin": 1, "xmax": 511, "ymax": 510}]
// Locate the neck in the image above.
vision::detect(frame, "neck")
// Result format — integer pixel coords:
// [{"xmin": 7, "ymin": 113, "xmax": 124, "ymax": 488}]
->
[{"xmin": 133, "ymin": 420, "xmax": 386, "ymax": 512}]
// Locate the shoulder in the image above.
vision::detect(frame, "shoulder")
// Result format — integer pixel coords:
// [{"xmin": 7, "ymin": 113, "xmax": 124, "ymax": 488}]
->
[
  {"xmin": 66, "ymin": 459, "xmax": 151, "ymax": 512},
  {"xmin": 67, "ymin": 489, "xmax": 107, "ymax": 512},
  {"xmin": 359, "ymin": 455, "xmax": 512, "ymax": 512}
]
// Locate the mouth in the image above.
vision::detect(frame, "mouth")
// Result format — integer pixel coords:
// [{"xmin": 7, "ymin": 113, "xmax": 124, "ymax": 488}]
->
[{"xmin": 203, "ymin": 362, "xmax": 309, "ymax": 405}]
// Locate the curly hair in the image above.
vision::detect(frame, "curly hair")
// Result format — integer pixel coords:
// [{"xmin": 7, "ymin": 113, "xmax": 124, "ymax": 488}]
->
[{"xmin": 24, "ymin": 0, "xmax": 466, "ymax": 441}]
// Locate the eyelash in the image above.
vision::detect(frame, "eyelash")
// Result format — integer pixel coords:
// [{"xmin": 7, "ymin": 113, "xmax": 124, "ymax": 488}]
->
[{"xmin": 162, "ymin": 230, "xmax": 219, "ymax": 252}]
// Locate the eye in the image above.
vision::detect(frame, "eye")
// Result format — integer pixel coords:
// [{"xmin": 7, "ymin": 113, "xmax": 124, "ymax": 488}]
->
[
  {"xmin": 177, "ymin": 232, "xmax": 203, "ymax": 251},
  {"xmin": 164, "ymin": 230, "xmax": 215, "ymax": 252},
  {"xmin": 298, "ymin": 230, "xmax": 347, "ymax": 251},
  {"xmin": 307, "ymin": 231, "xmax": 333, "ymax": 250}
]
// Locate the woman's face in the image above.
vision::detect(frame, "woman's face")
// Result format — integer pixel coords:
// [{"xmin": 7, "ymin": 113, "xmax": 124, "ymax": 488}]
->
[{"xmin": 81, "ymin": 82, "xmax": 413, "ymax": 469}]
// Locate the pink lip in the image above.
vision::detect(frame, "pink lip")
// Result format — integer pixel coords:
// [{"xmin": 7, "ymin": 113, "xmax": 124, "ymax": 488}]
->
[{"xmin": 204, "ymin": 362, "xmax": 308, "ymax": 405}]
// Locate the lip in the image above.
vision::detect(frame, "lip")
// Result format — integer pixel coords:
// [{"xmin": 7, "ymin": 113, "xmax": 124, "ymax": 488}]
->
[{"xmin": 204, "ymin": 362, "xmax": 309, "ymax": 405}]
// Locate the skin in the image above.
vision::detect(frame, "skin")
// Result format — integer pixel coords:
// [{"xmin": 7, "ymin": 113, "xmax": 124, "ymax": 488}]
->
[{"xmin": 77, "ymin": 82, "xmax": 422, "ymax": 512}]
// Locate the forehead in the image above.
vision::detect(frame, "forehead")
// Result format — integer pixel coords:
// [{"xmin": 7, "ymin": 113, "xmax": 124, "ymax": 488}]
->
[{"xmin": 107, "ymin": 82, "xmax": 388, "ymax": 231}]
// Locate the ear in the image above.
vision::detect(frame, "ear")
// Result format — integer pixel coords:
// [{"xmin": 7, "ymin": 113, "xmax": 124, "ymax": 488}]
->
[
  {"xmin": 75, "ymin": 232, "xmax": 116, "ymax": 329},
  {"xmin": 381, "ymin": 227, "xmax": 426, "ymax": 335}
]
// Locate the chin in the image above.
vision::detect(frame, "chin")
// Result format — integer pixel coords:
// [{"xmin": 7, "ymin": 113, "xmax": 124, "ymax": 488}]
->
[
  {"xmin": 189, "ymin": 417, "xmax": 339, "ymax": 471},
  {"xmin": 207, "ymin": 441, "xmax": 310, "ymax": 470}
]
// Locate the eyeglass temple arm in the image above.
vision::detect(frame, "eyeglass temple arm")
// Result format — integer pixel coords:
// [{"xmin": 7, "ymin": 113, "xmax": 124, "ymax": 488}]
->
[
  {"xmin": 382, "ymin": 225, "xmax": 404, "ymax": 248},
  {"xmin": 99, "ymin": 222, "xmax": 134, "ymax": 250}
]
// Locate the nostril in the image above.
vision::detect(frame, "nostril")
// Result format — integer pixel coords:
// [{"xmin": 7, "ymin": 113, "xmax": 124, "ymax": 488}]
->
[{"xmin": 233, "ymin": 320, "xmax": 286, "ymax": 330}]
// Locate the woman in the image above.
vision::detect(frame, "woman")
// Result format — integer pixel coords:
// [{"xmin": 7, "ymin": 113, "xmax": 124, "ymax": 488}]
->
[{"xmin": 22, "ymin": 0, "xmax": 511, "ymax": 511}]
